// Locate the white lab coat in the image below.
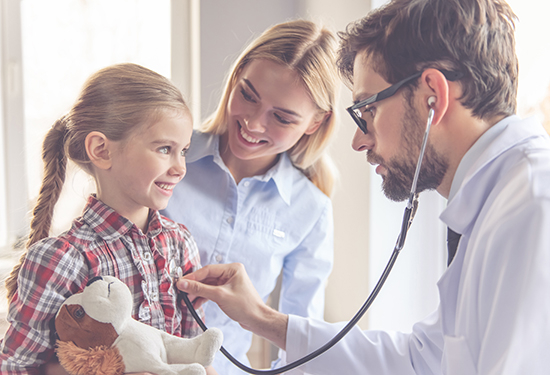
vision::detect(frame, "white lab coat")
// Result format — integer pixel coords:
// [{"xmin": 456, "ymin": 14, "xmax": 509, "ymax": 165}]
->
[{"xmin": 285, "ymin": 116, "xmax": 550, "ymax": 374}]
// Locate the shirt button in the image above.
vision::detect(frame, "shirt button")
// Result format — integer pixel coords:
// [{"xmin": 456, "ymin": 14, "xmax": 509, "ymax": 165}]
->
[
  {"xmin": 151, "ymin": 291, "xmax": 159, "ymax": 302},
  {"xmin": 244, "ymin": 181, "xmax": 250, "ymax": 187},
  {"xmin": 143, "ymin": 252, "xmax": 152, "ymax": 261},
  {"xmin": 215, "ymin": 254, "xmax": 223, "ymax": 263},
  {"xmin": 226, "ymin": 217, "xmax": 234, "ymax": 224}
]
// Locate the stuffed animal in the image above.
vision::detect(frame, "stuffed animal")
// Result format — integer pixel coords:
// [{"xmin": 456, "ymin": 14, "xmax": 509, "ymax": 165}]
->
[{"xmin": 54, "ymin": 275, "xmax": 223, "ymax": 375}]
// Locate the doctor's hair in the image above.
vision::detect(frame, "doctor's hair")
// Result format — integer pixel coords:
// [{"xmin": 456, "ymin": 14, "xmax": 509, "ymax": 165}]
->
[
  {"xmin": 337, "ymin": 0, "xmax": 518, "ymax": 121},
  {"xmin": 202, "ymin": 19, "xmax": 340, "ymax": 197},
  {"xmin": 5, "ymin": 63, "xmax": 188, "ymax": 301}
]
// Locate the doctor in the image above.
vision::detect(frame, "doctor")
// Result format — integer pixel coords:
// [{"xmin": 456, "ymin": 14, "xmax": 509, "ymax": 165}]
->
[{"xmin": 178, "ymin": 0, "xmax": 550, "ymax": 373}]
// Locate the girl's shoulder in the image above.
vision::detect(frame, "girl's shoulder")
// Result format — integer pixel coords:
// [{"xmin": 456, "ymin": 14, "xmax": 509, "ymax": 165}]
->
[
  {"xmin": 25, "ymin": 220, "xmax": 95, "ymax": 259},
  {"xmin": 24, "ymin": 211, "xmax": 118, "ymax": 265}
]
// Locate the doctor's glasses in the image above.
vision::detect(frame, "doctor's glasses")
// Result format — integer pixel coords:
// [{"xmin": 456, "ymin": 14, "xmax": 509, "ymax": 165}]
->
[{"xmin": 347, "ymin": 70, "xmax": 464, "ymax": 134}]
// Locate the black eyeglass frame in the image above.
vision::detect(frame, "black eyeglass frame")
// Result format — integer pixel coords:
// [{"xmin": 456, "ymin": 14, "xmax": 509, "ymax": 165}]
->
[{"xmin": 347, "ymin": 70, "xmax": 464, "ymax": 134}]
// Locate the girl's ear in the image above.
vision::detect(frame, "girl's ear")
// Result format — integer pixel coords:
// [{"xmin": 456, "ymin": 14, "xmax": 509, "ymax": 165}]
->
[
  {"xmin": 305, "ymin": 111, "xmax": 331, "ymax": 135},
  {"xmin": 85, "ymin": 131, "xmax": 112, "ymax": 170}
]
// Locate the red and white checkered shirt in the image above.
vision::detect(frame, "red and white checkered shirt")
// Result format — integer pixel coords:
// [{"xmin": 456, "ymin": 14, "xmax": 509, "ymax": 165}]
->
[{"xmin": 0, "ymin": 195, "xmax": 203, "ymax": 374}]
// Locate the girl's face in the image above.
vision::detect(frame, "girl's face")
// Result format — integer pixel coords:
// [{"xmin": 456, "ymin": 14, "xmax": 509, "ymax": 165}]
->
[
  {"xmin": 222, "ymin": 59, "xmax": 324, "ymax": 176},
  {"xmin": 100, "ymin": 109, "xmax": 193, "ymax": 229}
]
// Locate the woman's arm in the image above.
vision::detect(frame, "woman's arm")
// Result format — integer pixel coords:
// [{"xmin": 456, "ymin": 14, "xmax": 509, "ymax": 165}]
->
[{"xmin": 177, "ymin": 263, "xmax": 289, "ymax": 350}]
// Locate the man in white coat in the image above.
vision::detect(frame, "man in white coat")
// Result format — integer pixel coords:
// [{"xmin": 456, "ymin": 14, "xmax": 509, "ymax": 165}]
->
[{"xmin": 178, "ymin": 0, "xmax": 550, "ymax": 373}]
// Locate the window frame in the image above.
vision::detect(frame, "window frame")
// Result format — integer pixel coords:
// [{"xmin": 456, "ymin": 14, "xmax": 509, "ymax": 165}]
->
[{"xmin": 0, "ymin": 0, "xmax": 29, "ymax": 252}]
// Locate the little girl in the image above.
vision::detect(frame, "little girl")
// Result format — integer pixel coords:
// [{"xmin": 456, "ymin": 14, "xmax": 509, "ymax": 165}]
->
[{"xmin": 0, "ymin": 63, "xmax": 200, "ymax": 374}]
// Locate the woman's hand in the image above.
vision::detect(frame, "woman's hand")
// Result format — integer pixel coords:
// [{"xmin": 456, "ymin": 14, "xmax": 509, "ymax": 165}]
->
[{"xmin": 177, "ymin": 263, "xmax": 288, "ymax": 349}]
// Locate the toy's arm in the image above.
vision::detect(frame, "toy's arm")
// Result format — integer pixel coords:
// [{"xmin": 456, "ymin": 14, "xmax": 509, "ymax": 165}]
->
[{"xmin": 162, "ymin": 328, "xmax": 222, "ymax": 368}]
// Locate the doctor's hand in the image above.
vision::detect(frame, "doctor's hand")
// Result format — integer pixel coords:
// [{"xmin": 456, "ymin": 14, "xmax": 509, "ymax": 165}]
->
[{"xmin": 177, "ymin": 263, "xmax": 288, "ymax": 350}]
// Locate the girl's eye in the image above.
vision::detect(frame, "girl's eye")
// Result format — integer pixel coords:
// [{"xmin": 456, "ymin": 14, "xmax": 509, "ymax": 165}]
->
[
  {"xmin": 180, "ymin": 148, "xmax": 189, "ymax": 157},
  {"xmin": 159, "ymin": 146, "xmax": 170, "ymax": 154},
  {"xmin": 240, "ymin": 88, "xmax": 257, "ymax": 103}
]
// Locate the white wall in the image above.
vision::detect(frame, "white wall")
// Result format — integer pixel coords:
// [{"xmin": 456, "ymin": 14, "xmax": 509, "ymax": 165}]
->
[{"xmin": 199, "ymin": 0, "xmax": 300, "ymax": 121}]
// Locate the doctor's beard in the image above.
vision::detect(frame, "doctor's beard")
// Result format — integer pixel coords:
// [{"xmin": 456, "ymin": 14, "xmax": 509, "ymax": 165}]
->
[{"xmin": 368, "ymin": 98, "xmax": 449, "ymax": 202}]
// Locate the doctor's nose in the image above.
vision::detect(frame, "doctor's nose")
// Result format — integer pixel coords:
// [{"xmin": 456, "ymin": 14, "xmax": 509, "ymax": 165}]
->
[{"xmin": 352, "ymin": 127, "xmax": 373, "ymax": 152}]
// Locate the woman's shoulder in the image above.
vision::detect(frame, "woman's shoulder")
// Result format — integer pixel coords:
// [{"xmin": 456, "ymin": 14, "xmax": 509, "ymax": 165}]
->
[
  {"xmin": 186, "ymin": 130, "xmax": 218, "ymax": 162},
  {"xmin": 190, "ymin": 129, "xmax": 216, "ymax": 148}
]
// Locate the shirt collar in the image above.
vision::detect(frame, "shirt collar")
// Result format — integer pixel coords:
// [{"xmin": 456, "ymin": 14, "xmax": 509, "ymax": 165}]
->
[
  {"xmin": 82, "ymin": 195, "xmax": 164, "ymax": 241},
  {"xmin": 185, "ymin": 129, "xmax": 218, "ymax": 163},
  {"xmin": 447, "ymin": 115, "xmax": 517, "ymax": 201},
  {"xmin": 442, "ymin": 115, "xmax": 544, "ymax": 233},
  {"xmin": 186, "ymin": 130, "xmax": 295, "ymax": 205},
  {"xmin": 253, "ymin": 152, "xmax": 294, "ymax": 205}
]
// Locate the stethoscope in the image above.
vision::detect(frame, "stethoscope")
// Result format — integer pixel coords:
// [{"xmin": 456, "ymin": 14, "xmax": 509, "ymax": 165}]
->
[{"xmin": 182, "ymin": 100, "xmax": 436, "ymax": 374}]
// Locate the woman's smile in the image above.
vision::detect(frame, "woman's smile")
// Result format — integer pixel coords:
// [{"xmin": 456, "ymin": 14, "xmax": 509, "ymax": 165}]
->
[{"xmin": 238, "ymin": 122, "xmax": 264, "ymax": 145}]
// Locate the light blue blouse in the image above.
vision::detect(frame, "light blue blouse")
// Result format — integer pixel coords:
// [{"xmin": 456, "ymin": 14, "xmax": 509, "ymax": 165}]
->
[{"xmin": 162, "ymin": 130, "xmax": 334, "ymax": 374}]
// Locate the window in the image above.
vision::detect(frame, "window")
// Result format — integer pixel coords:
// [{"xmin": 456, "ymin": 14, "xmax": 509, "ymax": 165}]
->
[{"xmin": 509, "ymin": 0, "xmax": 550, "ymax": 132}]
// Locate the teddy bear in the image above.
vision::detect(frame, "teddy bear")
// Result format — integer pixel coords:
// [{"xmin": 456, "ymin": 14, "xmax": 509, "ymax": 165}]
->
[{"xmin": 54, "ymin": 275, "xmax": 223, "ymax": 375}]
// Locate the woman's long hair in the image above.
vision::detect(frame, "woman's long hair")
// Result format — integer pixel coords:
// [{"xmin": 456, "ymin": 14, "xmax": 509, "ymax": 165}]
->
[{"xmin": 202, "ymin": 20, "xmax": 340, "ymax": 196}]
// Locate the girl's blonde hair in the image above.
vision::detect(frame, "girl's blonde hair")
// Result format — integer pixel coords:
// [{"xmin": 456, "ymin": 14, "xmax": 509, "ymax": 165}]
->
[
  {"xmin": 202, "ymin": 20, "xmax": 340, "ymax": 196},
  {"xmin": 5, "ymin": 63, "xmax": 189, "ymax": 301}
]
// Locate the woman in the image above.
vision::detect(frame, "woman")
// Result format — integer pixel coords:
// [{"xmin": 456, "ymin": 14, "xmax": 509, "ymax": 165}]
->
[{"xmin": 162, "ymin": 19, "xmax": 340, "ymax": 374}]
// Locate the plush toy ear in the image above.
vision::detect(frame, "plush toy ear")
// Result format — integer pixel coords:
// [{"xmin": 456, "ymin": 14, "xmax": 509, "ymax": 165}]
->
[
  {"xmin": 55, "ymin": 303, "xmax": 119, "ymax": 349},
  {"xmin": 56, "ymin": 341, "xmax": 125, "ymax": 375}
]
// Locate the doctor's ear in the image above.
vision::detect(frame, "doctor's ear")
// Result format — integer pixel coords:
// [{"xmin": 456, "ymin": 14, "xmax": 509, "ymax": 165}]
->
[
  {"xmin": 421, "ymin": 69, "xmax": 451, "ymax": 124},
  {"xmin": 85, "ymin": 131, "xmax": 112, "ymax": 170}
]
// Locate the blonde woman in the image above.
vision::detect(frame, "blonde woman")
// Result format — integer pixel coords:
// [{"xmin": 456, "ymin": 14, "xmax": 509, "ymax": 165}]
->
[{"xmin": 162, "ymin": 19, "xmax": 340, "ymax": 374}]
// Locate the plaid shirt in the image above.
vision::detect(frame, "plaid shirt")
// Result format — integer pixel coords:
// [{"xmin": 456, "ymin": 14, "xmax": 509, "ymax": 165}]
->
[{"xmin": 0, "ymin": 195, "xmax": 203, "ymax": 375}]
